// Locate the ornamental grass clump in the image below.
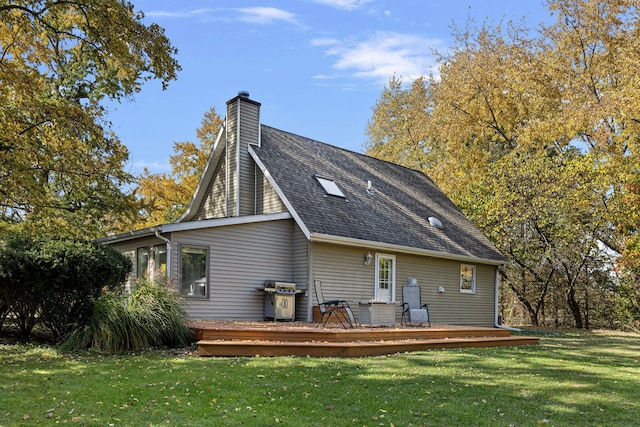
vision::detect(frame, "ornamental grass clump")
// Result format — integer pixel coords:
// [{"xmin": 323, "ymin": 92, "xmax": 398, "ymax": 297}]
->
[{"xmin": 63, "ymin": 279, "xmax": 193, "ymax": 353}]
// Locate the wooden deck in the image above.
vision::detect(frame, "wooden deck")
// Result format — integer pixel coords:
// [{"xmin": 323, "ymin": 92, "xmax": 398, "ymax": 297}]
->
[{"xmin": 193, "ymin": 321, "xmax": 539, "ymax": 357}]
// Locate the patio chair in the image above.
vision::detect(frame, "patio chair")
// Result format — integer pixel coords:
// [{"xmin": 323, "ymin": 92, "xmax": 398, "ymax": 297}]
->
[
  {"xmin": 401, "ymin": 282, "xmax": 431, "ymax": 327},
  {"xmin": 313, "ymin": 280, "xmax": 356, "ymax": 329}
]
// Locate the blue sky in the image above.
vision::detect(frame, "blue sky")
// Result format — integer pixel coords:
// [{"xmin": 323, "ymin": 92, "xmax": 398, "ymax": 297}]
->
[{"xmin": 111, "ymin": 0, "xmax": 552, "ymax": 175}]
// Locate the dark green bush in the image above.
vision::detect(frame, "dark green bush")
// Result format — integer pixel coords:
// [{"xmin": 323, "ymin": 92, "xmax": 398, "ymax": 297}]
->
[
  {"xmin": 0, "ymin": 235, "xmax": 132, "ymax": 339},
  {"xmin": 0, "ymin": 236, "xmax": 41, "ymax": 338},
  {"xmin": 63, "ymin": 278, "xmax": 193, "ymax": 353}
]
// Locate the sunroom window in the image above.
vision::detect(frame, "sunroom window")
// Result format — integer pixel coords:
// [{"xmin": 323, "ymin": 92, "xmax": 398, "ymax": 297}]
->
[
  {"xmin": 136, "ymin": 247, "xmax": 149, "ymax": 279},
  {"xmin": 181, "ymin": 246, "xmax": 208, "ymax": 298}
]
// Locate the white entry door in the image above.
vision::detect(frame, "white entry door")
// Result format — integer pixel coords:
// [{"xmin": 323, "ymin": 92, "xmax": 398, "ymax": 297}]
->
[{"xmin": 375, "ymin": 254, "xmax": 396, "ymax": 302}]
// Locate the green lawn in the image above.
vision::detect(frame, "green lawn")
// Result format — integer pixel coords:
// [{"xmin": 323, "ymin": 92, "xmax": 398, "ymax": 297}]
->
[{"xmin": 1, "ymin": 330, "xmax": 638, "ymax": 426}]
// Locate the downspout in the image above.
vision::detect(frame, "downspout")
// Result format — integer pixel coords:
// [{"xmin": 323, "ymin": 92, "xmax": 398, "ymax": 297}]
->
[
  {"xmin": 155, "ymin": 230, "xmax": 172, "ymax": 278},
  {"xmin": 494, "ymin": 265, "xmax": 521, "ymax": 332}
]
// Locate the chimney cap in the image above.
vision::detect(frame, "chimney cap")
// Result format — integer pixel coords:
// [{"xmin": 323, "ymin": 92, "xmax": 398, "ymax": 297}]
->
[{"xmin": 238, "ymin": 90, "xmax": 250, "ymax": 98}]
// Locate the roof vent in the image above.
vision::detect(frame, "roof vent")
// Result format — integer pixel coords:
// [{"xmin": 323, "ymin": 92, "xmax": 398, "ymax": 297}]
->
[
  {"xmin": 238, "ymin": 90, "xmax": 250, "ymax": 98},
  {"xmin": 428, "ymin": 216, "xmax": 443, "ymax": 230}
]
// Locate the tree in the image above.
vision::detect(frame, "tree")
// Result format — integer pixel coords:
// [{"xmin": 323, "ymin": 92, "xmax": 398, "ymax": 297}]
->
[
  {"xmin": 366, "ymin": 0, "xmax": 640, "ymax": 328},
  {"xmin": 134, "ymin": 107, "xmax": 223, "ymax": 227},
  {"xmin": 0, "ymin": 0, "xmax": 180, "ymax": 238}
]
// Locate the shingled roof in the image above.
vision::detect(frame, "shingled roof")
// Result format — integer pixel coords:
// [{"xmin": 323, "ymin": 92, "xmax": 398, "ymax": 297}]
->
[{"xmin": 250, "ymin": 125, "xmax": 505, "ymax": 264}]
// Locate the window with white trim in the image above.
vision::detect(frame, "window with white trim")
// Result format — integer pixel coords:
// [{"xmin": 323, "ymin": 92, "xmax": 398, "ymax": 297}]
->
[
  {"xmin": 181, "ymin": 246, "xmax": 208, "ymax": 298},
  {"xmin": 460, "ymin": 264, "xmax": 476, "ymax": 294}
]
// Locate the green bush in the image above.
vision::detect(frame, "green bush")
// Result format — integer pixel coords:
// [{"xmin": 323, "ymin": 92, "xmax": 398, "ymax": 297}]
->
[
  {"xmin": 0, "ymin": 235, "xmax": 132, "ymax": 339},
  {"xmin": 64, "ymin": 278, "xmax": 193, "ymax": 353}
]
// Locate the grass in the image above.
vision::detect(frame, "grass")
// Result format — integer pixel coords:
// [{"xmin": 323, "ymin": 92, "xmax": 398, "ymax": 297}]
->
[{"xmin": 1, "ymin": 330, "xmax": 639, "ymax": 426}]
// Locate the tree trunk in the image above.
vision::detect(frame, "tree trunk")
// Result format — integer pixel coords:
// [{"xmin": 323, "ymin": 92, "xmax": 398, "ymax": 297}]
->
[
  {"xmin": 566, "ymin": 286, "xmax": 583, "ymax": 328},
  {"xmin": 584, "ymin": 288, "xmax": 590, "ymax": 330}
]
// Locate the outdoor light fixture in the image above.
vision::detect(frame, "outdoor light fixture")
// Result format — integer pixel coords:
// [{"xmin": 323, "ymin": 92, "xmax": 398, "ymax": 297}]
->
[{"xmin": 364, "ymin": 252, "xmax": 373, "ymax": 266}]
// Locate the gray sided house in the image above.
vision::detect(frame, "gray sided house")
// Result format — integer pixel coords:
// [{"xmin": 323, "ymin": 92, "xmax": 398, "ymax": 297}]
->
[{"xmin": 100, "ymin": 93, "xmax": 506, "ymax": 327}]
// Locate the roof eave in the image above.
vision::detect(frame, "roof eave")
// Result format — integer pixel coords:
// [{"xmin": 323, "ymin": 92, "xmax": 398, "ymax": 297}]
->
[
  {"xmin": 96, "ymin": 213, "xmax": 294, "ymax": 245},
  {"xmin": 310, "ymin": 233, "xmax": 506, "ymax": 266},
  {"xmin": 161, "ymin": 212, "xmax": 292, "ymax": 233},
  {"xmin": 95, "ymin": 227, "xmax": 160, "ymax": 244}
]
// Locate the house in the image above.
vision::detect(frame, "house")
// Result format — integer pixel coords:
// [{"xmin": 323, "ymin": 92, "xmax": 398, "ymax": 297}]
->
[{"xmin": 99, "ymin": 92, "xmax": 506, "ymax": 327}]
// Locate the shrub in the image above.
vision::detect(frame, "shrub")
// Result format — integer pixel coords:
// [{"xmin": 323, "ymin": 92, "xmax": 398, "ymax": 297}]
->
[
  {"xmin": 0, "ymin": 236, "xmax": 42, "ymax": 338},
  {"xmin": 0, "ymin": 235, "xmax": 132, "ymax": 339},
  {"xmin": 64, "ymin": 279, "xmax": 193, "ymax": 353}
]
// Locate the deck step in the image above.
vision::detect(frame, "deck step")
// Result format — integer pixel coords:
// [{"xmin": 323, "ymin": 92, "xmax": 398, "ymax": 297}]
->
[
  {"xmin": 197, "ymin": 336, "xmax": 539, "ymax": 357},
  {"xmin": 194, "ymin": 325, "xmax": 512, "ymax": 342}
]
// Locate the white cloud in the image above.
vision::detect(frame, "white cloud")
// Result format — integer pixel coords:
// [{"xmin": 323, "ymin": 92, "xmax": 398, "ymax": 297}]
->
[
  {"xmin": 145, "ymin": 7, "xmax": 298, "ymax": 25},
  {"xmin": 318, "ymin": 32, "xmax": 441, "ymax": 83},
  {"xmin": 312, "ymin": 0, "xmax": 372, "ymax": 11},
  {"xmin": 145, "ymin": 8, "xmax": 212, "ymax": 19},
  {"xmin": 131, "ymin": 160, "xmax": 171, "ymax": 175},
  {"xmin": 235, "ymin": 7, "xmax": 298, "ymax": 24},
  {"xmin": 311, "ymin": 38, "xmax": 341, "ymax": 47}
]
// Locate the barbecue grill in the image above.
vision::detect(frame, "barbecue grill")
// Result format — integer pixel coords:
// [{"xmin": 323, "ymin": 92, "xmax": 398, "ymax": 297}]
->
[{"xmin": 260, "ymin": 281, "xmax": 303, "ymax": 321}]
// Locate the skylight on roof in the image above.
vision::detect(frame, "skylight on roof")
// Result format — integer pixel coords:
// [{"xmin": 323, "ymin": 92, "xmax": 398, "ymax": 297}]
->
[{"xmin": 316, "ymin": 175, "xmax": 346, "ymax": 198}]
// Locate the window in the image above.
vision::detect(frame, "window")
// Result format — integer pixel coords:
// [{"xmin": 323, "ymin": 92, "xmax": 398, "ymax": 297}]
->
[
  {"xmin": 316, "ymin": 175, "xmax": 346, "ymax": 198},
  {"xmin": 136, "ymin": 247, "xmax": 149, "ymax": 279},
  {"xmin": 460, "ymin": 264, "xmax": 476, "ymax": 294},
  {"xmin": 153, "ymin": 244, "xmax": 167, "ymax": 277},
  {"xmin": 181, "ymin": 246, "xmax": 208, "ymax": 298}
]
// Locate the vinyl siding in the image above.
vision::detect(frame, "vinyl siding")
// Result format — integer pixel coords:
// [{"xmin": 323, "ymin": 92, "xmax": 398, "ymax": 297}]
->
[
  {"xmin": 310, "ymin": 243, "xmax": 496, "ymax": 326},
  {"xmin": 238, "ymin": 101, "xmax": 259, "ymax": 216},
  {"xmin": 226, "ymin": 103, "xmax": 238, "ymax": 217},
  {"xmin": 310, "ymin": 243, "xmax": 375, "ymax": 324},
  {"xmin": 172, "ymin": 219, "xmax": 298, "ymax": 320},
  {"xmin": 255, "ymin": 167, "xmax": 287, "ymax": 214},
  {"xmin": 292, "ymin": 224, "xmax": 310, "ymax": 320},
  {"xmin": 394, "ymin": 254, "xmax": 496, "ymax": 327},
  {"xmin": 108, "ymin": 237, "xmax": 166, "ymax": 293},
  {"xmin": 193, "ymin": 150, "xmax": 227, "ymax": 220}
]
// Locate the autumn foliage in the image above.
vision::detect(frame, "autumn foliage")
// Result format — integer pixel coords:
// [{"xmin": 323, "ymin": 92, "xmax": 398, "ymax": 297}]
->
[
  {"xmin": 0, "ymin": 1, "xmax": 180, "ymax": 238},
  {"xmin": 366, "ymin": 0, "xmax": 640, "ymax": 329}
]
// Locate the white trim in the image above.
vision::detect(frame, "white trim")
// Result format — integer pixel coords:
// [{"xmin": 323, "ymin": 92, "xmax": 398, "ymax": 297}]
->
[
  {"xmin": 248, "ymin": 145, "xmax": 312, "ymax": 240},
  {"xmin": 310, "ymin": 233, "xmax": 505, "ymax": 265},
  {"xmin": 374, "ymin": 253, "xmax": 396, "ymax": 302},
  {"xmin": 225, "ymin": 115, "xmax": 229, "ymax": 217},
  {"xmin": 161, "ymin": 212, "xmax": 292, "ymax": 233}
]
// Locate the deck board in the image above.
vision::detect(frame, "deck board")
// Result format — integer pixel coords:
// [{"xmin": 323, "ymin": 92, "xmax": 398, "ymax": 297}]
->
[{"xmin": 193, "ymin": 321, "xmax": 539, "ymax": 357}]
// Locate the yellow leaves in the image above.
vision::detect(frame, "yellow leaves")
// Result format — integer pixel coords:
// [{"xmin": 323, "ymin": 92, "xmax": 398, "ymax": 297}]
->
[
  {"xmin": 1, "ymin": 0, "xmax": 180, "ymax": 237},
  {"xmin": 131, "ymin": 107, "xmax": 223, "ymax": 228}
]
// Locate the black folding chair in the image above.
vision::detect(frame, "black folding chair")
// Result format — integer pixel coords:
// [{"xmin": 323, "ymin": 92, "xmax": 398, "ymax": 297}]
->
[{"xmin": 313, "ymin": 280, "xmax": 356, "ymax": 329}]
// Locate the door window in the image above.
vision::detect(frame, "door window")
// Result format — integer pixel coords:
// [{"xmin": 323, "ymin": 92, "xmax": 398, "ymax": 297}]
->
[{"xmin": 375, "ymin": 254, "xmax": 396, "ymax": 302}]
